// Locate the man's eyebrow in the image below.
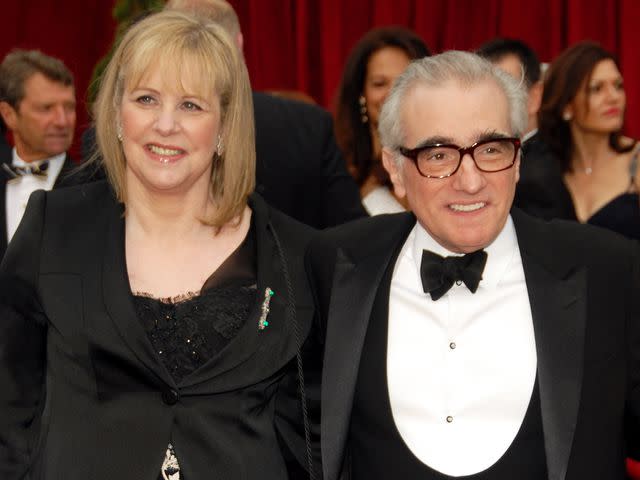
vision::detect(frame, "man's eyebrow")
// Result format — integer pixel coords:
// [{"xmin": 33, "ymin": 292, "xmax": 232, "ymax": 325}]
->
[
  {"xmin": 475, "ymin": 130, "xmax": 512, "ymax": 143},
  {"xmin": 405, "ymin": 131, "xmax": 514, "ymax": 150},
  {"xmin": 410, "ymin": 136, "xmax": 455, "ymax": 149}
]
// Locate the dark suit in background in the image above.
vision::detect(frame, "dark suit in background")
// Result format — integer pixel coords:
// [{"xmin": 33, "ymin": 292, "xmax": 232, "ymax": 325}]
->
[
  {"xmin": 82, "ymin": 92, "xmax": 367, "ymax": 229},
  {"xmin": 514, "ymin": 133, "xmax": 576, "ymax": 221},
  {"xmin": 252, "ymin": 92, "xmax": 366, "ymax": 229}
]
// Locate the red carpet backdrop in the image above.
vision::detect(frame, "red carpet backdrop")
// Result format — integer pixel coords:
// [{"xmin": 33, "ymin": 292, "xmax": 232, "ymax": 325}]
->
[{"xmin": 2, "ymin": 0, "xmax": 640, "ymax": 156}]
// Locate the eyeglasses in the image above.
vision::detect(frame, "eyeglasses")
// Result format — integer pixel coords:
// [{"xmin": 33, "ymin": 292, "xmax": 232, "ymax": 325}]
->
[{"xmin": 398, "ymin": 137, "xmax": 521, "ymax": 179}]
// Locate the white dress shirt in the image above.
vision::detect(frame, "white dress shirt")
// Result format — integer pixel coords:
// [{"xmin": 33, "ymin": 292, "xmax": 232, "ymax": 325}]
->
[
  {"xmin": 6, "ymin": 149, "xmax": 66, "ymax": 242},
  {"xmin": 361, "ymin": 185, "xmax": 405, "ymax": 216},
  {"xmin": 387, "ymin": 216, "xmax": 537, "ymax": 476}
]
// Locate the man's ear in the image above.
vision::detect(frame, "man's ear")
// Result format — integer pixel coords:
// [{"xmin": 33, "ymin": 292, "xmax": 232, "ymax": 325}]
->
[
  {"xmin": 0, "ymin": 101, "xmax": 17, "ymax": 131},
  {"xmin": 527, "ymin": 80, "xmax": 543, "ymax": 117},
  {"xmin": 382, "ymin": 148, "xmax": 406, "ymax": 198}
]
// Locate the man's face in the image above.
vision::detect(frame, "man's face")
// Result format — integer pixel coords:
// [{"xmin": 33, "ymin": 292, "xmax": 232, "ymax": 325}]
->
[
  {"xmin": 383, "ymin": 80, "xmax": 520, "ymax": 254},
  {"xmin": 0, "ymin": 72, "xmax": 76, "ymax": 162},
  {"xmin": 493, "ymin": 54, "xmax": 524, "ymax": 83}
]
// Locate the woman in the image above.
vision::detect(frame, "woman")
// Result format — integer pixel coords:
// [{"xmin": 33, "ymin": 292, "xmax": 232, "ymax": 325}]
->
[
  {"xmin": 334, "ymin": 27, "xmax": 430, "ymax": 215},
  {"xmin": 0, "ymin": 11, "xmax": 318, "ymax": 480},
  {"xmin": 538, "ymin": 41, "xmax": 640, "ymax": 238}
]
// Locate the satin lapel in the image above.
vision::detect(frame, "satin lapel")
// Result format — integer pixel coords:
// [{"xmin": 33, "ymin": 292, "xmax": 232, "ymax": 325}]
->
[
  {"xmin": 515, "ymin": 211, "xmax": 586, "ymax": 480},
  {"xmin": 322, "ymin": 213, "xmax": 415, "ymax": 480},
  {"xmin": 101, "ymin": 200, "xmax": 174, "ymax": 386},
  {"xmin": 0, "ymin": 172, "xmax": 7, "ymax": 257},
  {"xmin": 180, "ymin": 200, "xmax": 311, "ymax": 390}
]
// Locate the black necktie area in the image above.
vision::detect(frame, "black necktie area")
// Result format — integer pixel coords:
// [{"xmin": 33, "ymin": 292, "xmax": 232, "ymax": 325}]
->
[{"xmin": 420, "ymin": 249, "xmax": 488, "ymax": 301}]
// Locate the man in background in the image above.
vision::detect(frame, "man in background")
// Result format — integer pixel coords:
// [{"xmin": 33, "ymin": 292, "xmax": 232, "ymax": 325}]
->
[
  {"xmin": 0, "ymin": 50, "xmax": 78, "ymax": 257},
  {"xmin": 478, "ymin": 37, "xmax": 573, "ymax": 220},
  {"xmin": 477, "ymin": 37, "xmax": 542, "ymax": 141}
]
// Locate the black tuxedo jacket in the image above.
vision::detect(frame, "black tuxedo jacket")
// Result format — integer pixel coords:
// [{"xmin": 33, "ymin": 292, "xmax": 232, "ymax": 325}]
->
[
  {"xmin": 0, "ymin": 181, "xmax": 319, "ymax": 479},
  {"xmin": 307, "ymin": 209, "xmax": 640, "ymax": 480},
  {"xmin": 0, "ymin": 148, "xmax": 78, "ymax": 258}
]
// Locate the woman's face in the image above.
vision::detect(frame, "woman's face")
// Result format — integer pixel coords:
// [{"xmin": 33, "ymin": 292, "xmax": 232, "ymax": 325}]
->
[
  {"xmin": 362, "ymin": 46, "xmax": 411, "ymax": 128},
  {"xmin": 119, "ymin": 65, "xmax": 221, "ymax": 197},
  {"xmin": 566, "ymin": 58, "xmax": 625, "ymax": 135}
]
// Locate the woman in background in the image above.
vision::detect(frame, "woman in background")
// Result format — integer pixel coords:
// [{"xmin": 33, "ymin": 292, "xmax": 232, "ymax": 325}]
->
[
  {"xmin": 0, "ymin": 10, "xmax": 318, "ymax": 480},
  {"xmin": 538, "ymin": 41, "xmax": 640, "ymax": 238},
  {"xmin": 334, "ymin": 27, "xmax": 430, "ymax": 215}
]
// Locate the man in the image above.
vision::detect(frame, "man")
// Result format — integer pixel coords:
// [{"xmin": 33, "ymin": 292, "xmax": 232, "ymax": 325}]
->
[
  {"xmin": 477, "ymin": 38, "xmax": 542, "ymax": 140},
  {"xmin": 308, "ymin": 51, "xmax": 640, "ymax": 479},
  {"xmin": 0, "ymin": 50, "xmax": 78, "ymax": 257},
  {"xmin": 478, "ymin": 38, "xmax": 573, "ymax": 220}
]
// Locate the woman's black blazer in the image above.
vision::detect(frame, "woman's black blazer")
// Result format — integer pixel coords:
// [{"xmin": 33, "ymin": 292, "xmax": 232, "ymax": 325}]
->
[{"xmin": 0, "ymin": 181, "xmax": 319, "ymax": 479}]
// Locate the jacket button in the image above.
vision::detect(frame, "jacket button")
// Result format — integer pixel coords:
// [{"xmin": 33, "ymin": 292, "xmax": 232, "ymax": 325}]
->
[{"xmin": 162, "ymin": 388, "xmax": 179, "ymax": 405}]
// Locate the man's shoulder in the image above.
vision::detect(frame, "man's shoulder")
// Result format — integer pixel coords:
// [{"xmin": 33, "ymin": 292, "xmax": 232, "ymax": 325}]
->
[
  {"xmin": 512, "ymin": 208, "xmax": 637, "ymax": 268},
  {"xmin": 45, "ymin": 179, "xmax": 113, "ymax": 215},
  {"xmin": 252, "ymin": 91, "xmax": 331, "ymax": 126},
  {"xmin": 311, "ymin": 212, "xmax": 414, "ymax": 253}
]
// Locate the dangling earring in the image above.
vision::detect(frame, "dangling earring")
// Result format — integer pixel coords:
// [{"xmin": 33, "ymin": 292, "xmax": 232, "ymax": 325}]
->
[
  {"xmin": 562, "ymin": 111, "xmax": 572, "ymax": 122},
  {"xmin": 216, "ymin": 134, "xmax": 224, "ymax": 156},
  {"xmin": 359, "ymin": 95, "xmax": 368, "ymax": 124},
  {"xmin": 117, "ymin": 124, "xmax": 123, "ymax": 142}
]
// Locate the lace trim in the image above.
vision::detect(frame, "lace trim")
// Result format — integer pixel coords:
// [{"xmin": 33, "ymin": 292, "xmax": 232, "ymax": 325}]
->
[{"xmin": 133, "ymin": 290, "xmax": 200, "ymax": 304}]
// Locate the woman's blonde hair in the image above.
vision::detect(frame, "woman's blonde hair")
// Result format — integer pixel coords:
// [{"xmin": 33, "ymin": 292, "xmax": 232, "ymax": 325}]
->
[{"xmin": 93, "ymin": 9, "xmax": 255, "ymax": 227}]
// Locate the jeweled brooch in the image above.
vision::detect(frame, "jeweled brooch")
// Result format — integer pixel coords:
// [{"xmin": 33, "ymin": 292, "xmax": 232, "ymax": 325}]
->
[{"xmin": 258, "ymin": 287, "xmax": 274, "ymax": 330}]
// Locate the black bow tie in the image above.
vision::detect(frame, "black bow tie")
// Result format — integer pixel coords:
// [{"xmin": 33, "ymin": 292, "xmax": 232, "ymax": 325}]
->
[
  {"xmin": 420, "ymin": 249, "xmax": 488, "ymax": 301},
  {"xmin": 2, "ymin": 161, "xmax": 49, "ymax": 179}
]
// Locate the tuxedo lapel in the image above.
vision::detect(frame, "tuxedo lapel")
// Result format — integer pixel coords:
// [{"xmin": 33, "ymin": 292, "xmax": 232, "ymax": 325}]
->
[
  {"xmin": 513, "ymin": 210, "xmax": 586, "ymax": 480},
  {"xmin": 322, "ymin": 213, "xmax": 415, "ymax": 480},
  {"xmin": 0, "ymin": 152, "xmax": 10, "ymax": 256}
]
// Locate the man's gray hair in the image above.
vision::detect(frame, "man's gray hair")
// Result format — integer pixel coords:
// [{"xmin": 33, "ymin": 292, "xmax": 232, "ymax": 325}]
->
[{"xmin": 379, "ymin": 50, "xmax": 527, "ymax": 153}]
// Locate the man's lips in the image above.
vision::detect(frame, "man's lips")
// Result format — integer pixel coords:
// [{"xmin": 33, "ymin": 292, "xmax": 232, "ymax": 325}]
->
[{"xmin": 448, "ymin": 202, "xmax": 486, "ymax": 212}]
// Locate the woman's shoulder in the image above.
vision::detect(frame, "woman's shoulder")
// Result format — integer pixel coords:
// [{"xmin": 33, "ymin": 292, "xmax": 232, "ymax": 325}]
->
[
  {"xmin": 43, "ymin": 180, "xmax": 117, "ymax": 226},
  {"xmin": 46, "ymin": 179, "xmax": 113, "ymax": 208}
]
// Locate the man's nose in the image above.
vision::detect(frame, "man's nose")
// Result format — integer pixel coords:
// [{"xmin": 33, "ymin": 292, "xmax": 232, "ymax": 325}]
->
[
  {"xmin": 52, "ymin": 105, "xmax": 73, "ymax": 127},
  {"xmin": 452, "ymin": 153, "xmax": 485, "ymax": 193}
]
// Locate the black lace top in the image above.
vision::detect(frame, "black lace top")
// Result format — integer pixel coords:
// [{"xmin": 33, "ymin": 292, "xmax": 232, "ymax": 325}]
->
[
  {"xmin": 132, "ymin": 223, "xmax": 257, "ymax": 479},
  {"xmin": 133, "ymin": 224, "xmax": 257, "ymax": 383}
]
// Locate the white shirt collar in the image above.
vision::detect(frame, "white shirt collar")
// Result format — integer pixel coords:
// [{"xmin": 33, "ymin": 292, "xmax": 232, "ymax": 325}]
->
[
  {"xmin": 522, "ymin": 128, "xmax": 538, "ymax": 144},
  {"xmin": 12, "ymin": 148, "xmax": 66, "ymax": 168},
  {"xmin": 411, "ymin": 215, "xmax": 519, "ymax": 291}
]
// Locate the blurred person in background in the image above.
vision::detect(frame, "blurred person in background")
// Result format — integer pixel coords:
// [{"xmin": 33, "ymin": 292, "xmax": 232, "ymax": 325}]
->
[
  {"xmin": 538, "ymin": 41, "xmax": 640, "ymax": 238},
  {"xmin": 0, "ymin": 50, "xmax": 78, "ymax": 258},
  {"xmin": 477, "ymin": 37, "xmax": 576, "ymax": 221},
  {"xmin": 334, "ymin": 27, "xmax": 430, "ymax": 215},
  {"xmin": 477, "ymin": 37, "xmax": 542, "ymax": 141},
  {"xmin": 0, "ymin": 11, "xmax": 318, "ymax": 480}
]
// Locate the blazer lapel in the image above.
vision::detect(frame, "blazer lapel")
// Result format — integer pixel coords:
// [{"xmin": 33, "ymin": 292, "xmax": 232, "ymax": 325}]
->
[
  {"xmin": 322, "ymin": 213, "xmax": 415, "ymax": 480},
  {"xmin": 514, "ymin": 210, "xmax": 586, "ymax": 480},
  {"xmin": 101, "ymin": 198, "xmax": 175, "ymax": 386},
  {"xmin": 181, "ymin": 195, "xmax": 313, "ymax": 390}
]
